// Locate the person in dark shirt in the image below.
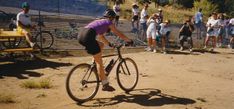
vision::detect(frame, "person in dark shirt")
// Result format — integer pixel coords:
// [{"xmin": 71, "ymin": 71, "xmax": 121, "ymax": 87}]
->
[{"xmin": 179, "ymin": 19, "xmax": 195, "ymax": 52}]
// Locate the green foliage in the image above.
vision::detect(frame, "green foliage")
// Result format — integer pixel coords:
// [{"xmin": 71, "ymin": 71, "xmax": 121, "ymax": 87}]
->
[
  {"xmin": 193, "ymin": 0, "xmax": 218, "ymax": 17},
  {"xmin": 177, "ymin": 0, "xmax": 194, "ymax": 8}
]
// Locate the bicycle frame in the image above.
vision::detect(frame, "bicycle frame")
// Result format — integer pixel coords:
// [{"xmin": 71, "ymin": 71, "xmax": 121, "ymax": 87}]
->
[{"xmin": 84, "ymin": 45, "xmax": 131, "ymax": 83}]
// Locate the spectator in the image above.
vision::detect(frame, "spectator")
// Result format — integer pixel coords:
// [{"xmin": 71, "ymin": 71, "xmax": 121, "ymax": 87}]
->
[
  {"xmin": 16, "ymin": 2, "xmax": 36, "ymax": 48},
  {"xmin": 139, "ymin": 3, "xmax": 149, "ymax": 42},
  {"xmin": 158, "ymin": 8, "xmax": 163, "ymax": 24},
  {"xmin": 194, "ymin": 8, "xmax": 203, "ymax": 39},
  {"xmin": 204, "ymin": 12, "xmax": 221, "ymax": 52},
  {"xmin": 145, "ymin": 13, "xmax": 158, "ymax": 53},
  {"xmin": 179, "ymin": 19, "xmax": 195, "ymax": 52},
  {"xmin": 217, "ymin": 13, "xmax": 225, "ymax": 47},
  {"xmin": 113, "ymin": 1, "xmax": 121, "ymax": 27},
  {"xmin": 159, "ymin": 20, "xmax": 171, "ymax": 54},
  {"xmin": 131, "ymin": 3, "xmax": 140, "ymax": 30},
  {"xmin": 228, "ymin": 18, "xmax": 234, "ymax": 48}
]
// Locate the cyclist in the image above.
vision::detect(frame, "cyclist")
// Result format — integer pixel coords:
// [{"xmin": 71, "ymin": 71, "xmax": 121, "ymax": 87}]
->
[
  {"xmin": 78, "ymin": 9, "xmax": 132, "ymax": 92},
  {"xmin": 16, "ymin": 2, "xmax": 36, "ymax": 48}
]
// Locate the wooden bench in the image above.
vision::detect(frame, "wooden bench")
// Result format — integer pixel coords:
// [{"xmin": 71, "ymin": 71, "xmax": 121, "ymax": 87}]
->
[{"xmin": 0, "ymin": 30, "xmax": 34, "ymax": 53}]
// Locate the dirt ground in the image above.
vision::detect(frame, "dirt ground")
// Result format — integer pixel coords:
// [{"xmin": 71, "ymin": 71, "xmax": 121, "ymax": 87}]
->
[{"xmin": 1, "ymin": 48, "xmax": 234, "ymax": 109}]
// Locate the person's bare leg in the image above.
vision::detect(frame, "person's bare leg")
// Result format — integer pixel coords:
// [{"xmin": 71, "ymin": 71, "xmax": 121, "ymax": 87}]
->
[
  {"xmin": 212, "ymin": 37, "xmax": 216, "ymax": 49},
  {"xmin": 23, "ymin": 32, "xmax": 34, "ymax": 47},
  {"xmin": 147, "ymin": 37, "xmax": 152, "ymax": 48},
  {"xmin": 162, "ymin": 36, "xmax": 166, "ymax": 51},
  {"xmin": 152, "ymin": 39, "xmax": 157, "ymax": 49},
  {"xmin": 93, "ymin": 42, "xmax": 106, "ymax": 81},
  {"xmin": 205, "ymin": 36, "xmax": 210, "ymax": 48}
]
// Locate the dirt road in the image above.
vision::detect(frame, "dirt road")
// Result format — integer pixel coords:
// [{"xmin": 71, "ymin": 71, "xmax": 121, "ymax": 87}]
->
[{"xmin": 1, "ymin": 48, "xmax": 234, "ymax": 109}]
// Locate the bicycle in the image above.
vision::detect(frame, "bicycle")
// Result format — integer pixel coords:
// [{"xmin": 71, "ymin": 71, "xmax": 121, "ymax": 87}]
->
[
  {"xmin": 54, "ymin": 22, "xmax": 79, "ymax": 40},
  {"xmin": 66, "ymin": 44, "xmax": 139, "ymax": 103},
  {"xmin": 2, "ymin": 10, "xmax": 54, "ymax": 50}
]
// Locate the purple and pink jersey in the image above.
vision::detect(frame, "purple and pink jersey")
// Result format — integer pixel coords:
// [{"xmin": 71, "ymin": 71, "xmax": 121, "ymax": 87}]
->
[{"xmin": 85, "ymin": 19, "xmax": 112, "ymax": 35}]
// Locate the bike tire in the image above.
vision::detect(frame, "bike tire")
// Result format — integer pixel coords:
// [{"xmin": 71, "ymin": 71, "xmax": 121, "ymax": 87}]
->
[
  {"xmin": 66, "ymin": 63, "xmax": 99, "ymax": 103},
  {"xmin": 35, "ymin": 31, "xmax": 54, "ymax": 49},
  {"xmin": 116, "ymin": 58, "xmax": 139, "ymax": 92}
]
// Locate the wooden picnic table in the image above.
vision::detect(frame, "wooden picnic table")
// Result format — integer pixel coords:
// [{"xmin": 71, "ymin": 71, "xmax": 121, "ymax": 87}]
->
[{"xmin": 0, "ymin": 30, "xmax": 33, "ymax": 52}]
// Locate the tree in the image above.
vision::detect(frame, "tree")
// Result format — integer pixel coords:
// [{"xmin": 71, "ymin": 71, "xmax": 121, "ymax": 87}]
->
[{"xmin": 193, "ymin": 0, "xmax": 218, "ymax": 17}]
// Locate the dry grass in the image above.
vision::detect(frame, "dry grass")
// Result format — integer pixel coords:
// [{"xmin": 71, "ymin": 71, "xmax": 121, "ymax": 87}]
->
[
  {"xmin": 20, "ymin": 78, "xmax": 53, "ymax": 89},
  {"xmin": 0, "ymin": 93, "xmax": 16, "ymax": 103},
  {"xmin": 109, "ymin": 0, "xmax": 195, "ymax": 24}
]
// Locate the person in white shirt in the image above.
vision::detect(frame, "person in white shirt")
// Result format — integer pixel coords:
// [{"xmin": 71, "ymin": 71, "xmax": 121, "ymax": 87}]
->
[
  {"xmin": 229, "ymin": 18, "xmax": 234, "ymax": 48},
  {"xmin": 159, "ymin": 20, "xmax": 171, "ymax": 54},
  {"xmin": 131, "ymin": 3, "xmax": 139, "ymax": 30},
  {"xmin": 194, "ymin": 8, "xmax": 203, "ymax": 39},
  {"xmin": 139, "ymin": 3, "xmax": 149, "ymax": 42},
  {"xmin": 17, "ymin": 2, "xmax": 36, "ymax": 48},
  {"xmin": 204, "ymin": 12, "xmax": 221, "ymax": 51},
  {"xmin": 113, "ymin": 1, "xmax": 121, "ymax": 27},
  {"xmin": 145, "ymin": 13, "xmax": 158, "ymax": 52}
]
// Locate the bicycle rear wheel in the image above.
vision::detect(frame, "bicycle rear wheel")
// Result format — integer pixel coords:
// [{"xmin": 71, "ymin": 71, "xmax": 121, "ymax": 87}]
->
[
  {"xmin": 35, "ymin": 31, "xmax": 54, "ymax": 49},
  {"xmin": 66, "ymin": 63, "xmax": 99, "ymax": 103},
  {"xmin": 116, "ymin": 58, "xmax": 139, "ymax": 92}
]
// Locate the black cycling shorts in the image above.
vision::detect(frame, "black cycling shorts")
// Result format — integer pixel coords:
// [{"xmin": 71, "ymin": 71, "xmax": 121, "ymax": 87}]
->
[{"xmin": 78, "ymin": 28, "xmax": 100, "ymax": 55}]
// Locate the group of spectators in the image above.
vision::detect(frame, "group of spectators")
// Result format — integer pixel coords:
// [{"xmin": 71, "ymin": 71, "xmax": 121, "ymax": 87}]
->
[
  {"xmin": 194, "ymin": 9, "xmax": 234, "ymax": 52},
  {"xmin": 113, "ymin": 1, "xmax": 234, "ymax": 53}
]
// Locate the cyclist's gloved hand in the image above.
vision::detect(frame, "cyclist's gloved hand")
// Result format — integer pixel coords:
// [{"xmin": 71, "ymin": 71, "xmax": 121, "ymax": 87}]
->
[{"xmin": 125, "ymin": 39, "xmax": 134, "ymax": 46}]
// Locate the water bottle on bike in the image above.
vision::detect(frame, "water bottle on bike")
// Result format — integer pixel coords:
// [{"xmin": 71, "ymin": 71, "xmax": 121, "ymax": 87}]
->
[{"xmin": 105, "ymin": 59, "xmax": 114, "ymax": 76}]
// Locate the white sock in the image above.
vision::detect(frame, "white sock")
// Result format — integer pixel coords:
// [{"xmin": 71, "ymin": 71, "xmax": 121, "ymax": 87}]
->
[{"xmin": 102, "ymin": 79, "xmax": 109, "ymax": 86}]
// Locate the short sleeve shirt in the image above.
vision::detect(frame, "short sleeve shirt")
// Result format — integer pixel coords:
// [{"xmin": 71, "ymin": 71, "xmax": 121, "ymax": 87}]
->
[
  {"xmin": 16, "ymin": 11, "xmax": 31, "ymax": 26},
  {"xmin": 85, "ymin": 19, "xmax": 112, "ymax": 35}
]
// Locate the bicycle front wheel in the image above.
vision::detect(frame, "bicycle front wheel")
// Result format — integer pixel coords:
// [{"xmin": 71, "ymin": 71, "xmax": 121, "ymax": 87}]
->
[
  {"xmin": 66, "ymin": 63, "xmax": 99, "ymax": 103},
  {"xmin": 116, "ymin": 58, "xmax": 139, "ymax": 92},
  {"xmin": 35, "ymin": 31, "xmax": 54, "ymax": 49}
]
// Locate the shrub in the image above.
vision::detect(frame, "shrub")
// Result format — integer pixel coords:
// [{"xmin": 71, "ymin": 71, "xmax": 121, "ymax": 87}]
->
[
  {"xmin": 0, "ymin": 93, "xmax": 16, "ymax": 103},
  {"xmin": 193, "ymin": 0, "xmax": 218, "ymax": 17},
  {"xmin": 20, "ymin": 78, "xmax": 52, "ymax": 89}
]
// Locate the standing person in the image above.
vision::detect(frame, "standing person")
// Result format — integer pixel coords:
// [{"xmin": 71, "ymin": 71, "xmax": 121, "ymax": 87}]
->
[
  {"xmin": 217, "ymin": 13, "xmax": 225, "ymax": 47},
  {"xmin": 78, "ymin": 9, "xmax": 132, "ymax": 91},
  {"xmin": 204, "ymin": 12, "xmax": 221, "ymax": 52},
  {"xmin": 179, "ymin": 19, "xmax": 195, "ymax": 52},
  {"xmin": 131, "ymin": 3, "xmax": 140, "ymax": 30},
  {"xmin": 16, "ymin": 2, "xmax": 36, "ymax": 48},
  {"xmin": 159, "ymin": 20, "xmax": 171, "ymax": 54},
  {"xmin": 139, "ymin": 3, "xmax": 149, "ymax": 42},
  {"xmin": 145, "ymin": 13, "xmax": 158, "ymax": 52},
  {"xmin": 113, "ymin": 1, "xmax": 121, "ymax": 27},
  {"xmin": 158, "ymin": 8, "xmax": 163, "ymax": 24},
  {"xmin": 194, "ymin": 8, "xmax": 203, "ymax": 39},
  {"xmin": 228, "ymin": 18, "xmax": 234, "ymax": 48}
]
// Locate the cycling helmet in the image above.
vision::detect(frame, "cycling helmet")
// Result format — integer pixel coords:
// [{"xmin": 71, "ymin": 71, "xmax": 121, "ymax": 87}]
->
[
  {"xmin": 22, "ymin": 2, "xmax": 30, "ymax": 9},
  {"xmin": 103, "ymin": 9, "xmax": 116, "ymax": 18}
]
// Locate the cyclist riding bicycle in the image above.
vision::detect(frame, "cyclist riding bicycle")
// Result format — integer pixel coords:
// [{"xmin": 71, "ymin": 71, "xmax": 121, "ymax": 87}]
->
[
  {"xmin": 78, "ymin": 9, "xmax": 132, "ymax": 92},
  {"xmin": 16, "ymin": 2, "xmax": 36, "ymax": 48}
]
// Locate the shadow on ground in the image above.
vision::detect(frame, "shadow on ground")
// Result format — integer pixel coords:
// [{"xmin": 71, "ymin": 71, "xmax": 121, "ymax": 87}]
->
[
  {"xmin": 0, "ymin": 57, "xmax": 72, "ymax": 79},
  {"xmin": 79, "ymin": 88, "xmax": 196, "ymax": 107}
]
